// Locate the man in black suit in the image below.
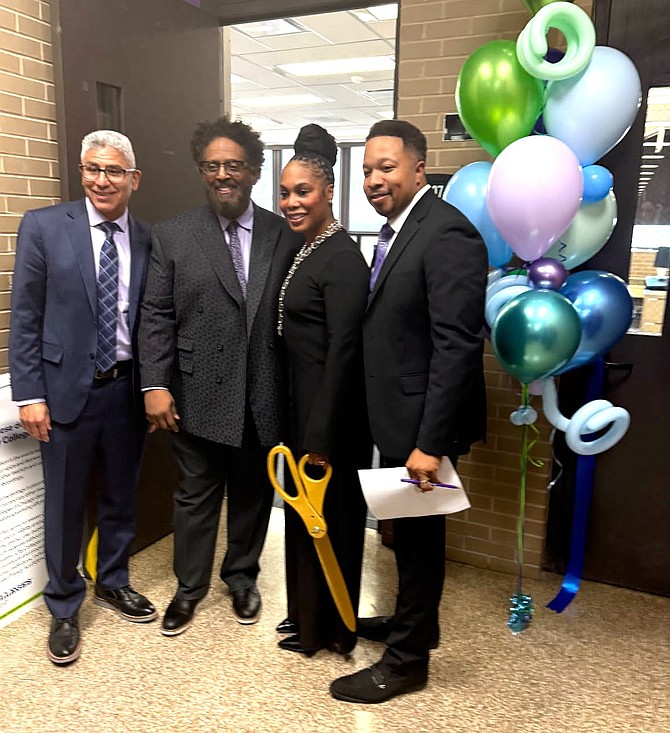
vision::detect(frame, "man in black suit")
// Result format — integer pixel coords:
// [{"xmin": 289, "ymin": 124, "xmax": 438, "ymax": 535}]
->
[
  {"xmin": 330, "ymin": 120, "xmax": 488, "ymax": 703},
  {"xmin": 10, "ymin": 130, "xmax": 156, "ymax": 666},
  {"xmin": 139, "ymin": 117, "xmax": 300, "ymax": 635}
]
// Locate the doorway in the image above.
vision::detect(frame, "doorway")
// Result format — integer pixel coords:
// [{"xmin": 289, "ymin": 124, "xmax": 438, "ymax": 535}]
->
[{"xmin": 548, "ymin": 0, "xmax": 670, "ymax": 596}]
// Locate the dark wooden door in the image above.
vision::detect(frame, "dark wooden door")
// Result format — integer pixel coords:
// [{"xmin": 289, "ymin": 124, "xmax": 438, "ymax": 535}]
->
[{"xmin": 550, "ymin": 0, "xmax": 670, "ymax": 596}]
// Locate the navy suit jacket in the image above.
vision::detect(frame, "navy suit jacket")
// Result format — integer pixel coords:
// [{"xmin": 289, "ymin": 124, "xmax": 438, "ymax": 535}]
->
[
  {"xmin": 363, "ymin": 190, "xmax": 488, "ymax": 460},
  {"xmin": 9, "ymin": 198, "xmax": 151, "ymax": 424}
]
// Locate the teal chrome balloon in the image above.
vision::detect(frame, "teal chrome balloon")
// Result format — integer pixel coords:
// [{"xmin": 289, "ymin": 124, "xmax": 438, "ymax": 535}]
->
[{"xmin": 492, "ymin": 289, "xmax": 581, "ymax": 383}]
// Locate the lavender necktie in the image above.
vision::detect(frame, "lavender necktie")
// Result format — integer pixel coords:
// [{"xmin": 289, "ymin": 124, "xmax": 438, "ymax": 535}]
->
[
  {"xmin": 369, "ymin": 223, "xmax": 394, "ymax": 291},
  {"xmin": 96, "ymin": 221, "xmax": 120, "ymax": 372},
  {"xmin": 226, "ymin": 220, "xmax": 247, "ymax": 298}
]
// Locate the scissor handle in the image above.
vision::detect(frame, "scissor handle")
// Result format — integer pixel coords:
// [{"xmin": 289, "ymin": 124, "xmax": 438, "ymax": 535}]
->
[{"xmin": 267, "ymin": 445, "xmax": 331, "ymax": 537}]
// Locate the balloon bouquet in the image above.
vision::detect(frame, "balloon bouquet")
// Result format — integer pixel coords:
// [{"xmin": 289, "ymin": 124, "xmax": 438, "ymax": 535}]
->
[{"xmin": 446, "ymin": 1, "xmax": 641, "ymax": 632}]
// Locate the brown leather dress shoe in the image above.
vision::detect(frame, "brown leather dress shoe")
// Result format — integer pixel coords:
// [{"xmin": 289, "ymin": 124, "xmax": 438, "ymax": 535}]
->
[
  {"xmin": 47, "ymin": 615, "xmax": 82, "ymax": 665},
  {"xmin": 94, "ymin": 585, "xmax": 158, "ymax": 622}
]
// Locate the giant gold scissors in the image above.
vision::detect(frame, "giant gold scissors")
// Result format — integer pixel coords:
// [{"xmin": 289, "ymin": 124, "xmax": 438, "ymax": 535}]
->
[{"xmin": 267, "ymin": 444, "xmax": 356, "ymax": 632}]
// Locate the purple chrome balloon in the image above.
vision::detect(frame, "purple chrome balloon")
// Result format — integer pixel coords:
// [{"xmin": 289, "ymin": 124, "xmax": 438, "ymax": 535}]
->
[{"xmin": 528, "ymin": 257, "xmax": 568, "ymax": 291}]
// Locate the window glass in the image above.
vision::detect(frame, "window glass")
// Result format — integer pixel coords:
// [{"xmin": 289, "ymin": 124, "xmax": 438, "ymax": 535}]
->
[{"xmin": 348, "ymin": 145, "xmax": 386, "ymax": 233}]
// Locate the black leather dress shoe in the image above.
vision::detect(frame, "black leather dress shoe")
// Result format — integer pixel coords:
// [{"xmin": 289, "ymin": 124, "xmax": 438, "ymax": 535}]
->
[
  {"xmin": 275, "ymin": 617, "xmax": 298, "ymax": 635},
  {"xmin": 330, "ymin": 663, "xmax": 428, "ymax": 704},
  {"xmin": 94, "ymin": 585, "xmax": 158, "ymax": 622},
  {"xmin": 231, "ymin": 586, "xmax": 261, "ymax": 624},
  {"xmin": 357, "ymin": 615, "xmax": 394, "ymax": 642},
  {"xmin": 277, "ymin": 634, "xmax": 317, "ymax": 657},
  {"xmin": 161, "ymin": 597, "xmax": 200, "ymax": 636},
  {"xmin": 47, "ymin": 615, "xmax": 82, "ymax": 665}
]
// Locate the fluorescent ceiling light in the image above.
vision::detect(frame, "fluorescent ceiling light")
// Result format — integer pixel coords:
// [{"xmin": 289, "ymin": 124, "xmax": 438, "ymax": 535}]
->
[
  {"xmin": 641, "ymin": 164, "xmax": 659, "ymax": 169},
  {"xmin": 367, "ymin": 4, "xmax": 398, "ymax": 21},
  {"xmin": 231, "ymin": 74, "xmax": 249, "ymax": 85},
  {"xmin": 236, "ymin": 93, "xmax": 325, "ymax": 108},
  {"xmin": 234, "ymin": 19, "xmax": 302, "ymax": 37},
  {"xmin": 642, "ymin": 155, "xmax": 664, "ymax": 159},
  {"xmin": 277, "ymin": 56, "xmax": 395, "ymax": 77},
  {"xmin": 376, "ymin": 110, "xmax": 394, "ymax": 119}
]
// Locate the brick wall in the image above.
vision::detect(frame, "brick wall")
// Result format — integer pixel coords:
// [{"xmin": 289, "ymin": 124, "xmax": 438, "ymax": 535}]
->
[
  {"xmin": 0, "ymin": 0, "xmax": 59, "ymax": 372},
  {"xmin": 397, "ymin": 0, "xmax": 593, "ymax": 578}
]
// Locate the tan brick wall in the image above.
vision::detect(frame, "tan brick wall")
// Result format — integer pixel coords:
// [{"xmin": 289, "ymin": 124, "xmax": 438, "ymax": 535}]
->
[
  {"xmin": 0, "ymin": 0, "xmax": 59, "ymax": 372},
  {"xmin": 397, "ymin": 0, "xmax": 594, "ymax": 578}
]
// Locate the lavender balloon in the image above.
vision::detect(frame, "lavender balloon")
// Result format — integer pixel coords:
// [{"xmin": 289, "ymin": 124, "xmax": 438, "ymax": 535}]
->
[{"xmin": 528, "ymin": 257, "xmax": 568, "ymax": 290}]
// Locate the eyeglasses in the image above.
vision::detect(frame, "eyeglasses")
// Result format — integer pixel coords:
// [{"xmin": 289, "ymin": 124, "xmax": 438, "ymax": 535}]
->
[
  {"xmin": 198, "ymin": 159, "xmax": 249, "ymax": 176},
  {"xmin": 79, "ymin": 163, "xmax": 137, "ymax": 183}
]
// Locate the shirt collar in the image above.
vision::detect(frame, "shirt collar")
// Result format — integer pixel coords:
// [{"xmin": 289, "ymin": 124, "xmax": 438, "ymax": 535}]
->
[
  {"xmin": 387, "ymin": 184, "xmax": 431, "ymax": 234},
  {"xmin": 217, "ymin": 201, "xmax": 254, "ymax": 233},
  {"xmin": 85, "ymin": 197, "xmax": 129, "ymax": 233}
]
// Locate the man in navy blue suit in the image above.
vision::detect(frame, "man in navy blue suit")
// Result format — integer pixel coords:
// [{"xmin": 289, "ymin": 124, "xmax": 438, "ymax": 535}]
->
[{"xmin": 9, "ymin": 130, "xmax": 156, "ymax": 666}]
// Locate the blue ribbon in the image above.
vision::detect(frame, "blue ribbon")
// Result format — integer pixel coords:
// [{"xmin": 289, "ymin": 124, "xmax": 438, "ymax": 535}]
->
[{"xmin": 547, "ymin": 357, "xmax": 604, "ymax": 613}]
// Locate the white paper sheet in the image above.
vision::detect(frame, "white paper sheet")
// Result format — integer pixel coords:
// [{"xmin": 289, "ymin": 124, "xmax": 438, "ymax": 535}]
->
[{"xmin": 358, "ymin": 457, "xmax": 470, "ymax": 520}]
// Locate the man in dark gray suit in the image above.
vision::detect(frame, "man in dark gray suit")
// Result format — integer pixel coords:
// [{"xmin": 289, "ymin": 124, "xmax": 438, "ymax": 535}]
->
[{"xmin": 139, "ymin": 117, "xmax": 299, "ymax": 635}]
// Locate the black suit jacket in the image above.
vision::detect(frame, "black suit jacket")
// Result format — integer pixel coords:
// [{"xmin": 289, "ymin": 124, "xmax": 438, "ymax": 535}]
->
[
  {"xmin": 138, "ymin": 203, "xmax": 301, "ymax": 447},
  {"xmin": 281, "ymin": 230, "xmax": 370, "ymax": 460},
  {"xmin": 364, "ymin": 190, "xmax": 488, "ymax": 460},
  {"xmin": 9, "ymin": 198, "xmax": 151, "ymax": 423}
]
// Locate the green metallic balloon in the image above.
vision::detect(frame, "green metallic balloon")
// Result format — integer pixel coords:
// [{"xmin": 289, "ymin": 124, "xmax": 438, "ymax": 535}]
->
[
  {"xmin": 522, "ymin": 0, "xmax": 574, "ymax": 15},
  {"xmin": 492, "ymin": 289, "xmax": 581, "ymax": 383},
  {"xmin": 456, "ymin": 40, "xmax": 544, "ymax": 158}
]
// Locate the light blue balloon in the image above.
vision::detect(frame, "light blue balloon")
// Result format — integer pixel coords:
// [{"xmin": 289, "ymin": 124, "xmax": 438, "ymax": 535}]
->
[
  {"xmin": 552, "ymin": 270, "xmax": 633, "ymax": 375},
  {"xmin": 544, "ymin": 46, "xmax": 641, "ymax": 165},
  {"xmin": 582, "ymin": 165, "xmax": 613, "ymax": 202},
  {"xmin": 486, "ymin": 284, "xmax": 532, "ymax": 328},
  {"xmin": 486, "ymin": 273, "xmax": 530, "ymax": 302},
  {"xmin": 444, "ymin": 161, "xmax": 513, "ymax": 268}
]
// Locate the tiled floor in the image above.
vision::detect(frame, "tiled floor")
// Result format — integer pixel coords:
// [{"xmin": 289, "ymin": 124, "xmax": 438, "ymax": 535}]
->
[{"xmin": 2, "ymin": 507, "xmax": 669, "ymax": 733}]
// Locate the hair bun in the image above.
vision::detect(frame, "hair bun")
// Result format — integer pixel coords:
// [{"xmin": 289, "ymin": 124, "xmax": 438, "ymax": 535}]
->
[{"xmin": 294, "ymin": 124, "xmax": 337, "ymax": 166}]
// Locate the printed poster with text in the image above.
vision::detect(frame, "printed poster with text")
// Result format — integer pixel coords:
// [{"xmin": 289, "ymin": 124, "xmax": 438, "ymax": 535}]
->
[{"xmin": 0, "ymin": 374, "xmax": 47, "ymax": 628}]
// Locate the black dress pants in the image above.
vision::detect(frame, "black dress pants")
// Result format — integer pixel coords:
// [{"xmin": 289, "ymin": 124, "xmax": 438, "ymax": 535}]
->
[{"xmin": 170, "ymin": 410, "xmax": 274, "ymax": 599}]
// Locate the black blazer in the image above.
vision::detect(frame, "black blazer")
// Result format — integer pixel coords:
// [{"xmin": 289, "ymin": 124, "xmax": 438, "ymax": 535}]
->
[
  {"xmin": 281, "ymin": 229, "xmax": 369, "ymax": 459},
  {"xmin": 364, "ymin": 190, "xmax": 488, "ymax": 460},
  {"xmin": 138, "ymin": 203, "xmax": 301, "ymax": 447},
  {"xmin": 9, "ymin": 198, "xmax": 151, "ymax": 423}
]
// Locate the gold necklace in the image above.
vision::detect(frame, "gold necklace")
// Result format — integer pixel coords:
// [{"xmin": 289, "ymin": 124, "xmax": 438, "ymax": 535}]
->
[{"xmin": 277, "ymin": 220, "xmax": 345, "ymax": 335}]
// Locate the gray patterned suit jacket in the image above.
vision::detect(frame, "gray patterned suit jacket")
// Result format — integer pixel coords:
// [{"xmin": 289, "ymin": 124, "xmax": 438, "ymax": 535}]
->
[{"xmin": 138, "ymin": 203, "xmax": 300, "ymax": 447}]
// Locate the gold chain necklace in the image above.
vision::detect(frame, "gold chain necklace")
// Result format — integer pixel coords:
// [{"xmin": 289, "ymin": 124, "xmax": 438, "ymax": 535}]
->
[{"xmin": 277, "ymin": 220, "xmax": 345, "ymax": 335}]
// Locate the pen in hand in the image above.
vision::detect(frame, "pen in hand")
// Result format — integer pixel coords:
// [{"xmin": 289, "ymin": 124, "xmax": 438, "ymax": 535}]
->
[{"xmin": 400, "ymin": 478, "xmax": 458, "ymax": 490}]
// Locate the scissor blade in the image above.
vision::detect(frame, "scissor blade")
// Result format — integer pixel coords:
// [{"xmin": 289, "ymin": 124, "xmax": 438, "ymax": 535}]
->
[{"xmin": 313, "ymin": 536, "xmax": 356, "ymax": 632}]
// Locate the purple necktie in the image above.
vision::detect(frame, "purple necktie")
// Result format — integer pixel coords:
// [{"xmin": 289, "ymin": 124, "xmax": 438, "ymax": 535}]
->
[
  {"xmin": 226, "ymin": 220, "xmax": 247, "ymax": 298},
  {"xmin": 96, "ymin": 221, "xmax": 120, "ymax": 372},
  {"xmin": 369, "ymin": 223, "xmax": 394, "ymax": 291}
]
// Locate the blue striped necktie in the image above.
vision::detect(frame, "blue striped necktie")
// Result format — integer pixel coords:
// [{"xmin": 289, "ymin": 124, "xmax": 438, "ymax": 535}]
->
[{"xmin": 96, "ymin": 221, "xmax": 120, "ymax": 372}]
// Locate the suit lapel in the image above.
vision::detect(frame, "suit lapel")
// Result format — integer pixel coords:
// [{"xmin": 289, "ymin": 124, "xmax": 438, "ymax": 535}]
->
[
  {"xmin": 192, "ymin": 206, "xmax": 244, "ymax": 307},
  {"xmin": 246, "ymin": 204, "xmax": 277, "ymax": 332},
  {"xmin": 128, "ymin": 215, "xmax": 147, "ymax": 330},
  {"xmin": 367, "ymin": 191, "xmax": 435, "ymax": 308},
  {"xmin": 66, "ymin": 199, "xmax": 97, "ymax": 316}
]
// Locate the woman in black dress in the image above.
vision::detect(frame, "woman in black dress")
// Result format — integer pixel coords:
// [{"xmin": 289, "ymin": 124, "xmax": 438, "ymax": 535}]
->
[{"xmin": 276, "ymin": 125, "xmax": 370, "ymax": 655}]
